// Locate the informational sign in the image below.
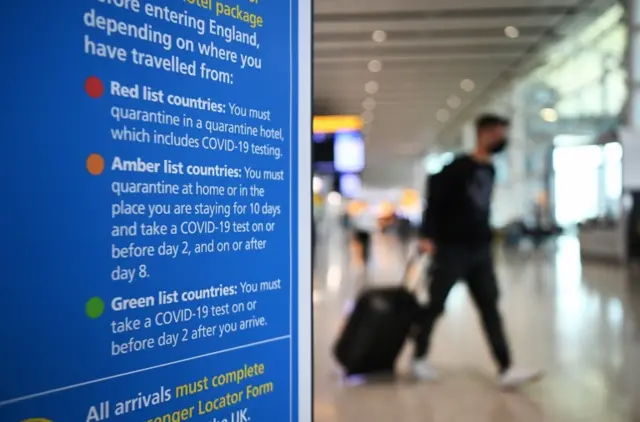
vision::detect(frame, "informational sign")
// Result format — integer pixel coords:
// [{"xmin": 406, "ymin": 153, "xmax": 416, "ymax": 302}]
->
[
  {"xmin": 0, "ymin": 0, "xmax": 312, "ymax": 420},
  {"xmin": 312, "ymin": 115, "xmax": 362, "ymax": 134},
  {"xmin": 334, "ymin": 132, "xmax": 364, "ymax": 174},
  {"xmin": 312, "ymin": 132, "xmax": 335, "ymax": 174}
]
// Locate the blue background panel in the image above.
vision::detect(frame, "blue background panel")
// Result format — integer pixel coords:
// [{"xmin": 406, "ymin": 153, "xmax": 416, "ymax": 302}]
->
[
  {"xmin": 0, "ymin": 340, "xmax": 292, "ymax": 421},
  {"xmin": 0, "ymin": 0, "xmax": 300, "ymax": 419}
]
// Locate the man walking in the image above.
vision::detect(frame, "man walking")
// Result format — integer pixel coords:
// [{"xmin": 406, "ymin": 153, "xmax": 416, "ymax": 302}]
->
[{"xmin": 413, "ymin": 114, "xmax": 541, "ymax": 388}]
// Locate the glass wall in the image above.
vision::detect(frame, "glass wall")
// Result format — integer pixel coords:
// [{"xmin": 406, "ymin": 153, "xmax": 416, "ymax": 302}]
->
[
  {"xmin": 552, "ymin": 142, "xmax": 623, "ymax": 226},
  {"xmin": 423, "ymin": 152, "xmax": 454, "ymax": 175},
  {"xmin": 517, "ymin": 4, "xmax": 627, "ymax": 226},
  {"xmin": 536, "ymin": 4, "xmax": 627, "ymax": 120},
  {"xmin": 439, "ymin": 3, "xmax": 628, "ymax": 227}
]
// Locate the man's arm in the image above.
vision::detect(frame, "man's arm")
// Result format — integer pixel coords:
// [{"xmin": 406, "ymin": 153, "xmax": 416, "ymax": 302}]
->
[
  {"xmin": 419, "ymin": 176, "xmax": 439, "ymax": 240},
  {"xmin": 418, "ymin": 162, "xmax": 459, "ymax": 252}
]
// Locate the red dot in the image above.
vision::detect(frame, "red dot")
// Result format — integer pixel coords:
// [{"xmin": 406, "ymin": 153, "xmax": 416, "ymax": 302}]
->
[{"xmin": 85, "ymin": 76, "xmax": 104, "ymax": 98}]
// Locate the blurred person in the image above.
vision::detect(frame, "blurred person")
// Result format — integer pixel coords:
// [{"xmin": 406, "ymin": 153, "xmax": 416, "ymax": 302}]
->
[
  {"xmin": 312, "ymin": 215, "xmax": 316, "ymax": 268},
  {"xmin": 352, "ymin": 208, "xmax": 376, "ymax": 267},
  {"xmin": 412, "ymin": 114, "xmax": 542, "ymax": 388},
  {"xmin": 342, "ymin": 210, "xmax": 351, "ymax": 230},
  {"xmin": 396, "ymin": 212, "xmax": 413, "ymax": 260}
]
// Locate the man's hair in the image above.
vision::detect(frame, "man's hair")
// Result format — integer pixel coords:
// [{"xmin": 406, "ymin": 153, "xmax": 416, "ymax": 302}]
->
[{"xmin": 475, "ymin": 114, "xmax": 509, "ymax": 132}]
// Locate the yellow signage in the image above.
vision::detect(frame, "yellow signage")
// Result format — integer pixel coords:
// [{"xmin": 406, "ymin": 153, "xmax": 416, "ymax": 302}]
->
[
  {"xmin": 400, "ymin": 189, "xmax": 420, "ymax": 206},
  {"xmin": 377, "ymin": 201, "xmax": 395, "ymax": 217},
  {"xmin": 313, "ymin": 115, "xmax": 362, "ymax": 134},
  {"xmin": 22, "ymin": 419, "xmax": 53, "ymax": 422},
  {"xmin": 346, "ymin": 200, "xmax": 367, "ymax": 216}
]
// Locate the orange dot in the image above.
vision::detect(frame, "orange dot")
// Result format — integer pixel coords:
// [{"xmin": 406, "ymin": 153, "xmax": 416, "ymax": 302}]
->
[{"xmin": 86, "ymin": 153, "xmax": 105, "ymax": 176}]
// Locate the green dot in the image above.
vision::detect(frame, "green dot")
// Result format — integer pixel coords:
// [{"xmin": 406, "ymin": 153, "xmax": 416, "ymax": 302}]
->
[{"xmin": 86, "ymin": 297, "xmax": 105, "ymax": 319}]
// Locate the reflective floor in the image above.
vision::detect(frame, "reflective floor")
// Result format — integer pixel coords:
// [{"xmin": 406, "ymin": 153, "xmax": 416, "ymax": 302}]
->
[{"xmin": 313, "ymin": 222, "xmax": 640, "ymax": 422}]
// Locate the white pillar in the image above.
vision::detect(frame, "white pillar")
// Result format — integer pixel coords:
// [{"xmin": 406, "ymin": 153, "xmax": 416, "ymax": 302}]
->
[
  {"xmin": 627, "ymin": 0, "xmax": 640, "ymax": 129},
  {"xmin": 412, "ymin": 159, "xmax": 426, "ymax": 191},
  {"xmin": 620, "ymin": 0, "xmax": 640, "ymax": 262},
  {"xmin": 461, "ymin": 121, "xmax": 476, "ymax": 152}
]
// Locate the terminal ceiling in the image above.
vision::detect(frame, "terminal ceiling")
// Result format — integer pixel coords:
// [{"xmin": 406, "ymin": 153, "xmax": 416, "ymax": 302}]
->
[{"xmin": 313, "ymin": 0, "xmax": 617, "ymax": 187}]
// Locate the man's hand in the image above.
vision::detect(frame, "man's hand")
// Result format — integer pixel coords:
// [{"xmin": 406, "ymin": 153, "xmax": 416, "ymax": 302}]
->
[{"xmin": 418, "ymin": 238, "xmax": 436, "ymax": 255}]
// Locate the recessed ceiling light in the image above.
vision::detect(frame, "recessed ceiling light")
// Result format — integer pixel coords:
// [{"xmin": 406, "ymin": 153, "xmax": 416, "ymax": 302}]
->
[
  {"xmin": 436, "ymin": 109, "xmax": 450, "ymax": 122},
  {"xmin": 540, "ymin": 107, "xmax": 558, "ymax": 122},
  {"xmin": 460, "ymin": 79, "xmax": 475, "ymax": 92},
  {"xmin": 368, "ymin": 59, "xmax": 382, "ymax": 73},
  {"xmin": 446, "ymin": 95, "xmax": 461, "ymax": 109},
  {"xmin": 365, "ymin": 81, "xmax": 379, "ymax": 94},
  {"xmin": 372, "ymin": 30, "xmax": 387, "ymax": 43},
  {"xmin": 361, "ymin": 110, "xmax": 374, "ymax": 124},
  {"xmin": 504, "ymin": 26, "xmax": 520, "ymax": 39},
  {"xmin": 362, "ymin": 97, "xmax": 376, "ymax": 110}
]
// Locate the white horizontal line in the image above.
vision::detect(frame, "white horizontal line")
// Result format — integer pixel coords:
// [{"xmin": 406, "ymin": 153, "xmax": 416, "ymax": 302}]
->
[{"xmin": 0, "ymin": 335, "xmax": 291, "ymax": 408}]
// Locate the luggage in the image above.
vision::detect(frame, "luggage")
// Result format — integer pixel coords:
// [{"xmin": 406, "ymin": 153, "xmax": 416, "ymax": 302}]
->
[{"xmin": 333, "ymin": 253, "xmax": 426, "ymax": 375}]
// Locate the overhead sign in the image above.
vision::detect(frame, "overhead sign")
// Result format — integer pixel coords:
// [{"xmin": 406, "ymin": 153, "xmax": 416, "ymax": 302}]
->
[
  {"xmin": 313, "ymin": 115, "xmax": 362, "ymax": 134},
  {"xmin": 0, "ymin": 0, "xmax": 312, "ymax": 421},
  {"xmin": 334, "ymin": 131, "xmax": 365, "ymax": 174}
]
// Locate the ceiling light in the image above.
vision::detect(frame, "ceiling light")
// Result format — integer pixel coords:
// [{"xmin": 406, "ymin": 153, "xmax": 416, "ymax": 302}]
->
[
  {"xmin": 362, "ymin": 97, "xmax": 376, "ymax": 110},
  {"xmin": 436, "ymin": 109, "xmax": 450, "ymax": 122},
  {"xmin": 368, "ymin": 59, "xmax": 382, "ymax": 73},
  {"xmin": 504, "ymin": 26, "xmax": 520, "ymax": 39},
  {"xmin": 540, "ymin": 107, "xmax": 558, "ymax": 122},
  {"xmin": 361, "ymin": 110, "xmax": 374, "ymax": 124},
  {"xmin": 365, "ymin": 81, "xmax": 379, "ymax": 94},
  {"xmin": 372, "ymin": 30, "xmax": 387, "ymax": 43},
  {"xmin": 460, "ymin": 79, "xmax": 475, "ymax": 92},
  {"xmin": 446, "ymin": 95, "xmax": 461, "ymax": 109}
]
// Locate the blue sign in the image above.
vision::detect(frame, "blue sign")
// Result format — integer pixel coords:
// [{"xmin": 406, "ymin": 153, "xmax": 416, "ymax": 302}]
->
[{"xmin": 0, "ymin": 0, "xmax": 312, "ymax": 420}]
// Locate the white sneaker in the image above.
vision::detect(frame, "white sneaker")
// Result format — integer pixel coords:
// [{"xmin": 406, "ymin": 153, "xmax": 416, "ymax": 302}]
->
[
  {"xmin": 412, "ymin": 360, "xmax": 439, "ymax": 381},
  {"xmin": 499, "ymin": 367, "xmax": 542, "ymax": 389}
]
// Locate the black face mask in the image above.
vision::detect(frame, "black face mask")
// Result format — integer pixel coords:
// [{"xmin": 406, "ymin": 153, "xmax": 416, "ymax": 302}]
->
[{"xmin": 489, "ymin": 138, "xmax": 508, "ymax": 154}]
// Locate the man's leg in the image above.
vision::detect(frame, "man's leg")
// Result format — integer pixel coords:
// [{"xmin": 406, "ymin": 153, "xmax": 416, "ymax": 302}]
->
[
  {"xmin": 466, "ymin": 246, "xmax": 543, "ymax": 387},
  {"xmin": 465, "ymin": 247, "xmax": 511, "ymax": 373},
  {"xmin": 353, "ymin": 231, "xmax": 365, "ymax": 263},
  {"xmin": 413, "ymin": 247, "xmax": 464, "ymax": 379},
  {"xmin": 362, "ymin": 232, "xmax": 371, "ymax": 264}
]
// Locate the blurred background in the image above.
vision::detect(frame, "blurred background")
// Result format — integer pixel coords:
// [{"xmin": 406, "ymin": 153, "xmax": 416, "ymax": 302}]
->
[{"xmin": 310, "ymin": 1, "xmax": 640, "ymax": 421}]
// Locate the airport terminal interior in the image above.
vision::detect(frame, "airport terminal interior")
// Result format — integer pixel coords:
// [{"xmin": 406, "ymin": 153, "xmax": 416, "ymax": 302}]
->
[
  {"xmin": 312, "ymin": 0, "xmax": 640, "ymax": 420},
  {"xmin": 7, "ymin": 0, "xmax": 640, "ymax": 421}
]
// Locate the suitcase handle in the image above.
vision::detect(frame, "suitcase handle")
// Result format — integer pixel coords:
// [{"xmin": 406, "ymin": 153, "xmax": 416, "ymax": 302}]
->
[{"xmin": 401, "ymin": 250, "xmax": 429, "ymax": 292}]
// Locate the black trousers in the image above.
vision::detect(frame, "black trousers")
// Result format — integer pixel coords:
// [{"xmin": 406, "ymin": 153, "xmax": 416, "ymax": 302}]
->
[
  {"xmin": 354, "ymin": 230, "xmax": 371, "ymax": 263},
  {"xmin": 413, "ymin": 244, "xmax": 512, "ymax": 372},
  {"xmin": 398, "ymin": 235, "xmax": 411, "ymax": 260}
]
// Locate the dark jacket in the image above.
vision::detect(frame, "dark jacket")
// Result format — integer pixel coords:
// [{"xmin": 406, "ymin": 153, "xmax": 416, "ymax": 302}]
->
[{"xmin": 420, "ymin": 155, "xmax": 495, "ymax": 246}]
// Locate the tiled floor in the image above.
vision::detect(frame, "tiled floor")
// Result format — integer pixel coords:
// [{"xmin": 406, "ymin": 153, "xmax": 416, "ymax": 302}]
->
[{"xmin": 313, "ymin": 224, "xmax": 640, "ymax": 422}]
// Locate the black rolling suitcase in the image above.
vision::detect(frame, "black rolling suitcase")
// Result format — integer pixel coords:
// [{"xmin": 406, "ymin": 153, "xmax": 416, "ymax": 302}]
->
[{"xmin": 333, "ymin": 253, "xmax": 426, "ymax": 375}]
